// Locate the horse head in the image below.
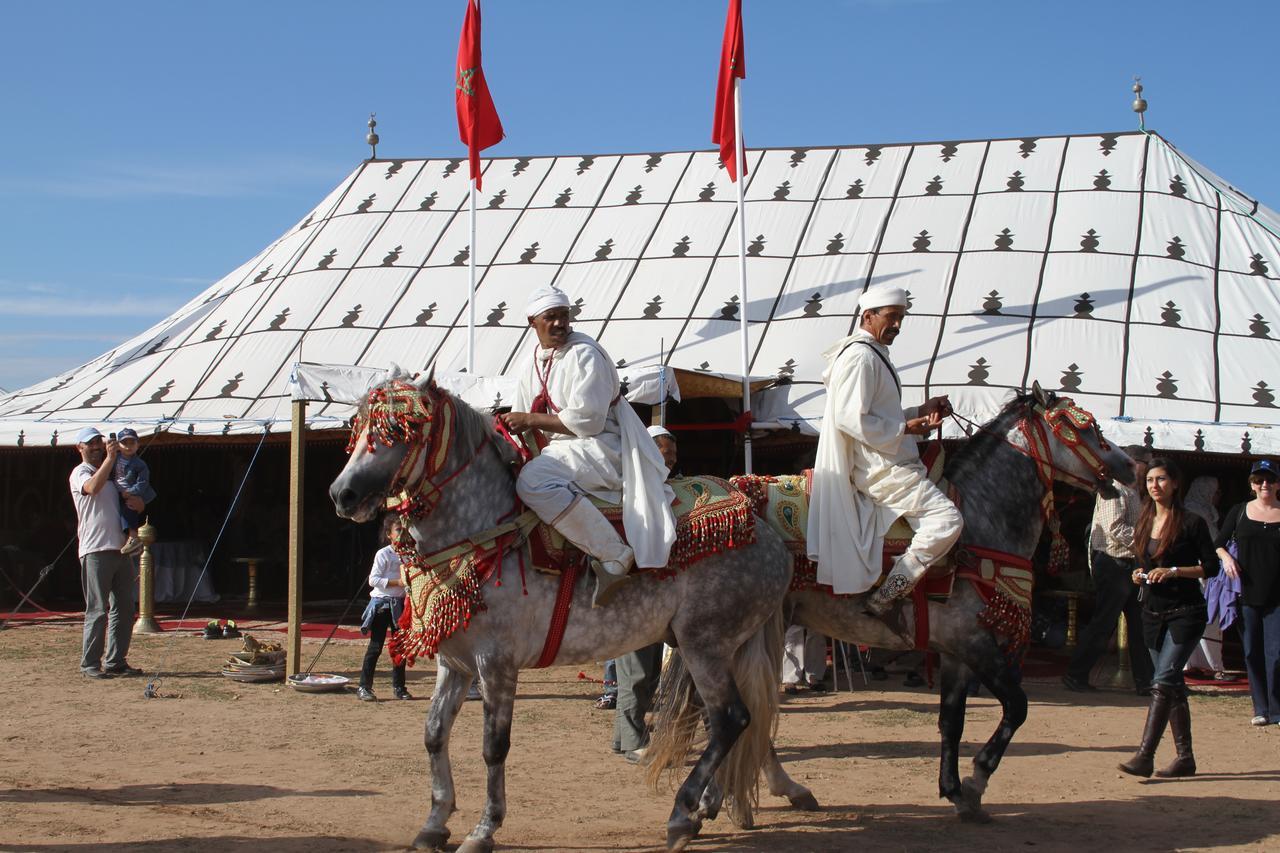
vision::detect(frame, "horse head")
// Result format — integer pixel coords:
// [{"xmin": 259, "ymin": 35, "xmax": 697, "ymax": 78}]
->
[
  {"xmin": 1023, "ymin": 381, "xmax": 1137, "ymax": 496},
  {"xmin": 329, "ymin": 366, "xmax": 444, "ymax": 522}
]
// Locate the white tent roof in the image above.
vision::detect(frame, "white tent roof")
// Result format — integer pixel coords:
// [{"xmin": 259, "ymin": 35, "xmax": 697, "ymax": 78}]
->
[{"xmin": 3, "ymin": 130, "xmax": 1280, "ymax": 453}]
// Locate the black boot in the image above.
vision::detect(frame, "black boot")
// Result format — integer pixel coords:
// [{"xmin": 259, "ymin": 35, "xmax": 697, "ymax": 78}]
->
[
  {"xmin": 1119, "ymin": 685, "xmax": 1173, "ymax": 778},
  {"xmin": 1154, "ymin": 692, "xmax": 1196, "ymax": 777}
]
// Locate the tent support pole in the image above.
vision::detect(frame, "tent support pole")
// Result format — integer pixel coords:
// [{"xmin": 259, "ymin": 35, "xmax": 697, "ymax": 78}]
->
[
  {"xmin": 286, "ymin": 399, "xmax": 306, "ymax": 676},
  {"xmin": 734, "ymin": 82, "xmax": 752, "ymax": 474}
]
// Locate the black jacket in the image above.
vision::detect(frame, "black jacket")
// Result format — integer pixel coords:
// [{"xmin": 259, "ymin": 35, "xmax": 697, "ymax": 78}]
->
[{"xmin": 1138, "ymin": 512, "xmax": 1218, "ymax": 646}]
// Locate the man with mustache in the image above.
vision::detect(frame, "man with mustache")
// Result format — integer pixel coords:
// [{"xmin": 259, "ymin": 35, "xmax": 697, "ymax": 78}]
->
[
  {"xmin": 498, "ymin": 285, "xmax": 675, "ymax": 607},
  {"xmin": 807, "ymin": 284, "xmax": 963, "ymax": 641}
]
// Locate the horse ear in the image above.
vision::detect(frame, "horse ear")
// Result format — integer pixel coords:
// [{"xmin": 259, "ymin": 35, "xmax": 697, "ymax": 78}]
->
[
  {"xmin": 1031, "ymin": 380, "xmax": 1050, "ymax": 407},
  {"xmin": 387, "ymin": 362, "xmax": 410, "ymax": 381},
  {"xmin": 416, "ymin": 363, "xmax": 437, "ymax": 394}
]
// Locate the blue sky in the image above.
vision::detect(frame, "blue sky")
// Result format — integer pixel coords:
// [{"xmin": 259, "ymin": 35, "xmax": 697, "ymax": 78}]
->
[{"xmin": 2, "ymin": 0, "xmax": 1276, "ymax": 392}]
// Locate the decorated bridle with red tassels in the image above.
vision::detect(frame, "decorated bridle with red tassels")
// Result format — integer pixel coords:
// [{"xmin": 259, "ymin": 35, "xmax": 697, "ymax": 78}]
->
[{"xmin": 347, "ymin": 379, "xmax": 483, "ymax": 519}]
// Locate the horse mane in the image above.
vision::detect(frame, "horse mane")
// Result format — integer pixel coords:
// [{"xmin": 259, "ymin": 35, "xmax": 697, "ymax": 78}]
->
[
  {"xmin": 944, "ymin": 390, "xmax": 1047, "ymax": 479},
  {"xmin": 427, "ymin": 382, "xmax": 524, "ymax": 468}
]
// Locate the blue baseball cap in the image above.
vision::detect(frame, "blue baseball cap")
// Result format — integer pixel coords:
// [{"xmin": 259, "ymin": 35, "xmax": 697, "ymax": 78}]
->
[
  {"xmin": 117, "ymin": 427, "xmax": 139, "ymax": 441},
  {"xmin": 1250, "ymin": 459, "xmax": 1278, "ymax": 478},
  {"xmin": 75, "ymin": 427, "xmax": 102, "ymax": 444}
]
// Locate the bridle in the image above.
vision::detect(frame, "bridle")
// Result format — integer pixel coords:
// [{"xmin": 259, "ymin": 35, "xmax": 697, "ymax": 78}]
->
[
  {"xmin": 347, "ymin": 380, "xmax": 491, "ymax": 519},
  {"xmin": 950, "ymin": 395, "xmax": 1119, "ymax": 572}
]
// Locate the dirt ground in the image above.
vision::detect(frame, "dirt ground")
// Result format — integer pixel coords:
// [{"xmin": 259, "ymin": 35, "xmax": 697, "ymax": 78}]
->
[{"xmin": 0, "ymin": 624, "xmax": 1277, "ymax": 853}]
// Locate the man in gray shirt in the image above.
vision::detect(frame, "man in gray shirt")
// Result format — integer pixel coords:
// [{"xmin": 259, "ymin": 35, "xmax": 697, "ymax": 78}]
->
[
  {"xmin": 70, "ymin": 427, "xmax": 146, "ymax": 678},
  {"xmin": 1063, "ymin": 445, "xmax": 1154, "ymax": 693}
]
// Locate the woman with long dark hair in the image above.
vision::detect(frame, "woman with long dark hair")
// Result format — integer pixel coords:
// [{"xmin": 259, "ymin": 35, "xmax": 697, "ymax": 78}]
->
[{"xmin": 1119, "ymin": 457, "xmax": 1218, "ymax": 778}]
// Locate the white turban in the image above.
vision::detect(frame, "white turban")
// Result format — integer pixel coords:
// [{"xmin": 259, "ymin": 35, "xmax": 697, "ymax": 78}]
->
[
  {"xmin": 526, "ymin": 285, "xmax": 571, "ymax": 318},
  {"xmin": 647, "ymin": 425, "xmax": 673, "ymax": 440},
  {"xmin": 857, "ymin": 284, "xmax": 908, "ymax": 312}
]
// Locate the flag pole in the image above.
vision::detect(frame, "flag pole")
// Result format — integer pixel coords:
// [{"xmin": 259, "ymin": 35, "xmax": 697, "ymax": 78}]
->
[
  {"xmin": 733, "ymin": 82, "xmax": 752, "ymax": 474},
  {"xmin": 468, "ymin": 177, "xmax": 477, "ymax": 373}
]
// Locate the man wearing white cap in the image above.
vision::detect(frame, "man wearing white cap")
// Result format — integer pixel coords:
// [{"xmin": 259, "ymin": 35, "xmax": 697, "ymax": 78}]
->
[
  {"xmin": 70, "ymin": 427, "xmax": 146, "ymax": 678},
  {"xmin": 497, "ymin": 286, "xmax": 676, "ymax": 606},
  {"xmin": 806, "ymin": 284, "xmax": 963, "ymax": 639}
]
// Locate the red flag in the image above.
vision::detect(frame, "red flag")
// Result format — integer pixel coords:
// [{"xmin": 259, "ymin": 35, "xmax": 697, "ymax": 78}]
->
[
  {"xmin": 456, "ymin": 0, "xmax": 503, "ymax": 190},
  {"xmin": 711, "ymin": 0, "xmax": 746, "ymax": 182}
]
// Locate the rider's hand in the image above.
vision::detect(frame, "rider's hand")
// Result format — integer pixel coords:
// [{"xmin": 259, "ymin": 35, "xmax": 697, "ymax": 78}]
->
[{"xmin": 497, "ymin": 411, "xmax": 534, "ymax": 433}]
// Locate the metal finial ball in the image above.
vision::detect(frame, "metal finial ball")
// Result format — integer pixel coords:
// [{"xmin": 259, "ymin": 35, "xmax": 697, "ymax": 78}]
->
[
  {"xmin": 366, "ymin": 113, "xmax": 380, "ymax": 148},
  {"xmin": 367, "ymin": 113, "xmax": 377, "ymax": 130},
  {"xmin": 1131, "ymin": 77, "xmax": 1147, "ymax": 114}
]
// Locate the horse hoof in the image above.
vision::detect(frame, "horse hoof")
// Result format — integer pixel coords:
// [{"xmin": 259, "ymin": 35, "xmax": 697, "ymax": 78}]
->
[
  {"xmin": 788, "ymin": 791, "xmax": 822, "ymax": 812},
  {"xmin": 456, "ymin": 838, "xmax": 495, "ymax": 853},
  {"xmin": 411, "ymin": 828, "xmax": 450, "ymax": 851},
  {"xmin": 958, "ymin": 807, "xmax": 993, "ymax": 824},
  {"xmin": 666, "ymin": 817, "xmax": 702, "ymax": 852}
]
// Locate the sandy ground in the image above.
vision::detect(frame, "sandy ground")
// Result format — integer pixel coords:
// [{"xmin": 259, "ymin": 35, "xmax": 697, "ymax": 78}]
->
[{"xmin": 0, "ymin": 623, "xmax": 1277, "ymax": 853}]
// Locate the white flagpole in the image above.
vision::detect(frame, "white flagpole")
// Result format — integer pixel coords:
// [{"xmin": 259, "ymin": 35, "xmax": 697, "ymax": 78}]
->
[
  {"xmin": 733, "ymin": 81, "xmax": 752, "ymax": 474},
  {"xmin": 468, "ymin": 177, "xmax": 477, "ymax": 373}
]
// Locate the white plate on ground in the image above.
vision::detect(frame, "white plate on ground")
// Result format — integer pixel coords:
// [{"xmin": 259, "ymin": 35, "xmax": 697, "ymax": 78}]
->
[{"xmin": 287, "ymin": 673, "xmax": 350, "ymax": 693}]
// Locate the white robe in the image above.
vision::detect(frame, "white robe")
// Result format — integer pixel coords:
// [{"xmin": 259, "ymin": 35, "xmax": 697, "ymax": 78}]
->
[
  {"xmin": 806, "ymin": 328, "xmax": 928, "ymax": 594},
  {"xmin": 514, "ymin": 331, "xmax": 676, "ymax": 568}
]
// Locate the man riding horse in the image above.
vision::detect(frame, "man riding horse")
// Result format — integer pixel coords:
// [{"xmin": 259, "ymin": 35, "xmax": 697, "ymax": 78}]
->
[
  {"xmin": 496, "ymin": 285, "xmax": 676, "ymax": 607},
  {"xmin": 807, "ymin": 284, "xmax": 964, "ymax": 641}
]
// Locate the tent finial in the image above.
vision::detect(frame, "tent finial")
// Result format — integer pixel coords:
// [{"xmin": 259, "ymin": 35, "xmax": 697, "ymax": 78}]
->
[
  {"xmin": 366, "ymin": 113, "xmax": 380, "ymax": 159},
  {"xmin": 1131, "ymin": 77, "xmax": 1147, "ymax": 130}
]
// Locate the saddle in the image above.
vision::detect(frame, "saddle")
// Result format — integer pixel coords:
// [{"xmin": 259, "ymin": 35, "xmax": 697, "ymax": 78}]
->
[{"xmin": 528, "ymin": 475, "xmax": 755, "ymax": 575}]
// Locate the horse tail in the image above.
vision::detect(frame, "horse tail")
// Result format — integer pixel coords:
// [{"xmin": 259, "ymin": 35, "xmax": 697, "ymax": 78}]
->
[{"xmin": 645, "ymin": 609, "xmax": 785, "ymax": 828}]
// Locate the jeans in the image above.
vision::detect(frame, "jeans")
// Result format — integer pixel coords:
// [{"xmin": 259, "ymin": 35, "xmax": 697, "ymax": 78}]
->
[
  {"xmin": 1066, "ymin": 552, "xmax": 1154, "ymax": 688},
  {"xmin": 1240, "ymin": 604, "xmax": 1280, "ymax": 723},
  {"xmin": 1148, "ymin": 619, "xmax": 1203, "ymax": 693},
  {"xmin": 80, "ymin": 550, "xmax": 134, "ymax": 673},
  {"xmin": 602, "ymin": 659, "xmax": 618, "ymax": 697},
  {"xmin": 360, "ymin": 600, "xmax": 406, "ymax": 691}
]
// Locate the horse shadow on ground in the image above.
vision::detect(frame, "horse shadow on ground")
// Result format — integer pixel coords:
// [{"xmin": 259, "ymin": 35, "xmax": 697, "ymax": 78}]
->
[
  {"xmin": 779, "ymin": 697, "xmax": 942, "ymax": 715},
  {"xmin": 667, "ymin": 794, "xmax": 1280, "ymax": 853},
  {"xmin": 0, "ymin": 782, "xmax": 375, "ymax": 806},
  {"xmin": 0, "ymin": 836, "xmax": 388, "ymax": 853},
  {"xmin": 776, "ymin": 737, "xmax": 1132, "ymax": 762}
]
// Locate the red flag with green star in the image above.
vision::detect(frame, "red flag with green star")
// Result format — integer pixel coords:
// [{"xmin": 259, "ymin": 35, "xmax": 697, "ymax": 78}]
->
[
  {"xmin": 456, "ymin": 0, "xmax": 503, "ymax": 190},
  {"xmin": 711, "ymin": 0, "xmax": 746, "ymax": 181}
]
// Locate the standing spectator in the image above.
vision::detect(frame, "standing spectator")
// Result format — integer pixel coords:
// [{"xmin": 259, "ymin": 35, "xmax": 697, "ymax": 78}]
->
[
  {"xmin": 113, "ymin": 427, "xmax": 157, "ymax": 556},
  {"xmin": 1119, "ymin": 458, "xmax": 1218, "ymax": 779},
  {"xmin": 1184, "ymin": 476, "xmax": 1227, "ymax": 680},
  {"xmin": 610, "ymin": 425, "xmax": 680, "ymax": 762},
  {"xmin": 1215, "ymin": 460, "xmax": 1280, "ymax": 726},
  {"xmin": 70, "ymin": 427, "xmax": 145, "ymax": 678},
  {"xmin": 781, "ymin": 625, "xmax": 829, "ymax": 694},
  {"xmin": 357, "ymin": 514, "xmax": 410, "ymax": 702},
  {"xmin": 1064, "ymin": 446, "xmax": 1154, "ymax": 694}
]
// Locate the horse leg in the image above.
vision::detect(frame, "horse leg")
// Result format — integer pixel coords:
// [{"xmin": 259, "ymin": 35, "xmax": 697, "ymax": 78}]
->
[
  {"xmin": 937, "ymin": 654, "xmax": 982, "ymax": 821},
  {"xmin": 413, "ymin": 664, "xmax": 469, "ymax": 851},
  {"xmin": 961, "ymin": 662, "xmax": 1028, "ymax": 820},
  {"xmin": 457, "ymin": 662, "xmax": 518, "ymax": 853},
  {"xmin": 763, "ymin": 746, "xmax": 821, "ymax": 811},
  {"xmin": 664, "ymin": 656, "xmax": 750, "ymax": 852}
]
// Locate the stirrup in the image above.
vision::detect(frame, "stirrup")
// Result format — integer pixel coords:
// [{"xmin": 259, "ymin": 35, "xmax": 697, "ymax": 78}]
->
[{"xmin": 591, "ymin": 560, "xmax": 632, "ymax": 608}]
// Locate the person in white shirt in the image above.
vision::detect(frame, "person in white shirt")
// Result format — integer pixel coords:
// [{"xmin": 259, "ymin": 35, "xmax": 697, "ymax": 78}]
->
[
  {"xmin": 70, "ymin": 426, "xmax": 146, "ymax": 678},
  {"xmin": 497, "ymin": 285, "xmax": 675, "ymax": 607},
  {"xmin": 357, "ymin": 514, "xmax": 410, "ymax": 702},
  {"xmin": 806, "ymin": 284, "xmax": 963, "ymax": 640}
]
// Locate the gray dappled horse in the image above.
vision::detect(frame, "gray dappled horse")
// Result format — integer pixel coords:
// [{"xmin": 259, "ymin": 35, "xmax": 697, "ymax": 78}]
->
[
  {"xmin": 329, "ymin": 371, "xmax": 794, "ymax": 853},
  {"xmin": 726, "ymin": 385, "xmax": 1137, "ymax": 822}
]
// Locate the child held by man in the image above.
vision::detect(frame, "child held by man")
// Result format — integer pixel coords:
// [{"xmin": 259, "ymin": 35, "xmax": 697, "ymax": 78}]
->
[{"xmin": 113, "ymin": 428, "xmax": 157, "ymax": 555}]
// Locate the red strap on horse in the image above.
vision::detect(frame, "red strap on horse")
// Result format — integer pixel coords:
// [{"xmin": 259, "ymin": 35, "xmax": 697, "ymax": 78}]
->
[
  {"xmin": 492, "ymin": 416, "xmax": 534, "ymax": 464},
  {"xmin": 534, "ymin": 558, "xmax": 584, "ymax": 668}
]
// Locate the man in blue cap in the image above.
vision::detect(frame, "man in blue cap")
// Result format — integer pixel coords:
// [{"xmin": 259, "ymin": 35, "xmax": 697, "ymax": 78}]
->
[{"xmin": 70, "ymin": 427, "xmax": 146, "ymax": 678}]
